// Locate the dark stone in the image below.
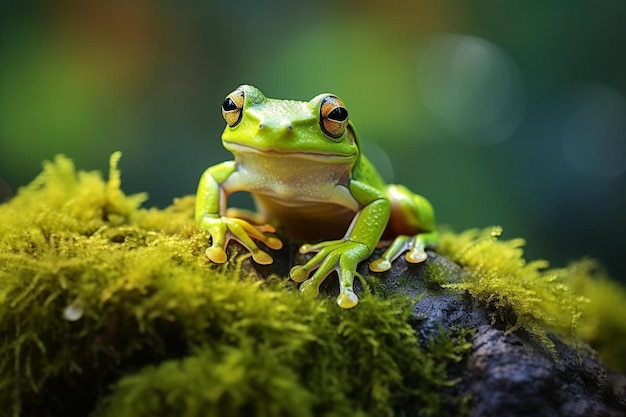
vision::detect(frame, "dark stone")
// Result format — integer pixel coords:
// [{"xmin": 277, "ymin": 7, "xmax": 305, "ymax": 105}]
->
[
  {"xmin": 291, "ymin": 249, "xmax": 626, "ymax": 417},
  {"xmin": 245, "ymin": 241, "xmax": 626, "ymax": 416}
]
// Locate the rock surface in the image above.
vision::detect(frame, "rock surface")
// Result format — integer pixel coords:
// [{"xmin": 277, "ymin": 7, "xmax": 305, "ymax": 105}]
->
[{"xmin": 299, "ymin": 249, "xmax": 626, "ymax": 417}]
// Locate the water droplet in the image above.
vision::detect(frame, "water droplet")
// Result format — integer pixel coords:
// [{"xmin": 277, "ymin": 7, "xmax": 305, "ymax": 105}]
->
[
  {"xmin": 490, "ymin": 226, "xmax": 503, "ymax": 237},
  {"xmin": 63, "ymin": 301, "xmax": 84, "ymax": 321}
]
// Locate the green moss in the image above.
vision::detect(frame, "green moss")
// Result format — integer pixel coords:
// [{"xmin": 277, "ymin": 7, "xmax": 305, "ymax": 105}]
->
[
  {"xmin": 437, "ymin": 226, "xmax": 626, "ymax": 369},
  {"xmin": 95, "ymin": 344, "xmax": 316, "ymax": 417},
  {"xmin": 0, "ymin": 154, "xmax": 471, "ymax": 417},
  {"xmin": 562, "ymin": 260, "xmax": 626, "ymax": 372},
  {"xmin": 421, "ymin": 257, "xmax": 461, "ymax": 289},
  {"xmin": 437, "ymin": 227, "xmax": 585, "ymax": 352},
  {"xmin": 2, "ymin": 154, "xmax": 625, "ymax": 416},
  {"xmin": 94, "ymin": 304, "xmax": 473, "ymax": 417}
]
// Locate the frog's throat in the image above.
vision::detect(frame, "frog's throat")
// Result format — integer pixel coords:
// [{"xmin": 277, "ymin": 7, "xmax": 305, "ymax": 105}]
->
[{"xmin": 223, "ymin": 141, "xmax": 356, "ymax": 163}]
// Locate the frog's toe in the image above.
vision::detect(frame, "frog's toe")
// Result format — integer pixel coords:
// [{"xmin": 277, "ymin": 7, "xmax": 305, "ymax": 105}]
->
[
  {"xmin": 299, "ymin": 279, "xmax": 319, "ymax": 299},
  {"xmin": 336, "ymin": 289, "xmax": 359, "ymax": 309},
  {"xmin": 369, "ymin": 258, "xmax": 392, "ymax": 272},
  {"xmin": 206, "ymin": 246, "xmax": 227, "ymax": 263},
  {"xmin": 298, "ymin": 243, "xmax": 314, "ymax": 254},
  {"xmin": 405, "ymin": 249, "xmax": 427, "ymax": 263},
  {"xmin": 265, "ymin": 236, "xmax": 283, "ymax": 250},
  {"xmin": 289, "ymin": 265, "xmax": 309, "ymax": 283},
  {"xmin": 251, "ymin": 249, "xmax": 273, "ymax": 265}
]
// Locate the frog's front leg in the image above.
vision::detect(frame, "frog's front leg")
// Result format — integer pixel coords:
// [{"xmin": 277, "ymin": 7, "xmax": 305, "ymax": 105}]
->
[
  {"xmin": 369, "ymin": 185, "xmax": 438, "ymax": 272},
  {"xmin": 290, "ymin": 182, "xmax": 390, "ymax": 308},
  {"xmin": 195, "ymin": 161, "xmax": 283, "ymax": 264}
]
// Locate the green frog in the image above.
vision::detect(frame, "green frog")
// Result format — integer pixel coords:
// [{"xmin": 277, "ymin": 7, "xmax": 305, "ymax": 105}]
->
[{"xmin": 195, "ymin": 85, "xmax": 437, "ymax": 308}]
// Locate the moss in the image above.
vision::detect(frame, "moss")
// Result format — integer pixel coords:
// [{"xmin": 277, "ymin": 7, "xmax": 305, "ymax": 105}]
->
[
  {"xmin": 421, "ymin": 257, "xmax": 461, "ymax": 289},
  {"xmin": 437, "ymin": 227, "xmax": 584, "ymax": 352},
  {"xmin": 437, "ymin": 226, "xmax": 626, "ymax": 370},
  {"xmin": 94, "ymin": 305, "xmax": 473, "ymax": 417},
  {"xmin": 562, "ymin": 260, "xmax": 626, "ymax": 372},
  {"xmin": 0, "ymin": 154, "xmax": 471, "ymax": 417},
  {"xmin": 2, "ymin": 154, "xmax": 625, "ymax": 416},
  {"xmin": 94, "ymin": 344, "xmax": 316, "ymax": 417}
]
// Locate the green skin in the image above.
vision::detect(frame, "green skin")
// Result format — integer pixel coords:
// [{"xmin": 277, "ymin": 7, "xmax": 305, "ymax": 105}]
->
[{"xmin": 196, "ymin": 85, "xmax": 437, "ymax": 308}]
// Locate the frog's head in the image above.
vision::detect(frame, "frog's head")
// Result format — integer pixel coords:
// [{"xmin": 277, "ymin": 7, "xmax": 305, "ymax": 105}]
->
[{"xmin": 220, "ymin": 85, "xmax": 359, "ymax": 164}]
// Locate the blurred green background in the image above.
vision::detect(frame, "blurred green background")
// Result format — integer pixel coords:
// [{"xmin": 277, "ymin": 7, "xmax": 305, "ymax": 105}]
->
[{"xmin": 1, "ymin": 1, "xmax": 625, "ymax": 283}]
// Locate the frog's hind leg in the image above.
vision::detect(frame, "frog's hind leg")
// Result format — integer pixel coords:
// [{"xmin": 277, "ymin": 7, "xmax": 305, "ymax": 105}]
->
[
  {"xmin": 369, "ymin": 232, "xmax": 437, "ymax": 271},
  {"xmin": 368, "ymin": 185, "xmax": 438, "ymax": 272},
  {"xmin": 406, "ymin": 230, "xmax": 439, "ymax": 263},
  {"xmin": 369, "ymin": 235, "xmax": 412, "ymax": 272}
]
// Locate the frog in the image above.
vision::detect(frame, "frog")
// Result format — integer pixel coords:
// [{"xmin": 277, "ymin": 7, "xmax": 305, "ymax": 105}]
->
[{"xmin": 195, "ymin": 85, "xmax": 438, "ymax": 308}]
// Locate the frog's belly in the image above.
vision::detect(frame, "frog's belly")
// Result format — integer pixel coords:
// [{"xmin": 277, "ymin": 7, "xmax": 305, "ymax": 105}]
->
[{"xmin": 254, "ymin": 195, "xmax": 356, "ymax": 241}]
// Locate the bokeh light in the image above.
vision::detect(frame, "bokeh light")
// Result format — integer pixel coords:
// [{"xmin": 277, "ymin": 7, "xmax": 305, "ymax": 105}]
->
[
  {"xmin": 561, "ymin": 85, "xmax": 626, "ymax": 178},
  {"xmin": 416, "ymin": 34, "xmax": 525, "ymax": 145},
  {"xmin": 0, "ymin": 0, "xmax": 624, "ymax": 284}
]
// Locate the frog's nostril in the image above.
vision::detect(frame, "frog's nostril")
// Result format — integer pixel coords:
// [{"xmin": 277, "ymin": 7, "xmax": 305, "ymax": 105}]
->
[{"xmin": 256, "ymin": 121, "xmax": 292, "ymax": 134}]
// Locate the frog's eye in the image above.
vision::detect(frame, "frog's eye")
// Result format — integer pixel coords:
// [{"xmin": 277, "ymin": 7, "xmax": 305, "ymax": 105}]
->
[
  {"xmin": 320, "ymin": 95, "xmax": 349, "ymax": 139},
  {"xmin": 222, "ymin": 89, "xmax": 245, "ymax": 127}
]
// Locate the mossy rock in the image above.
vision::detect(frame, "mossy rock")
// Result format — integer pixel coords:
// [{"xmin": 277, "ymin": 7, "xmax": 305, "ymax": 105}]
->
[{"xmin": 1, "ymin": 154, "xmax": 625, "ymax": 417}]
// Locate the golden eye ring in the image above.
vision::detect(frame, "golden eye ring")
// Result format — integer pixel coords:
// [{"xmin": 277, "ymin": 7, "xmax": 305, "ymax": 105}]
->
[
  {"xmin": 222, "ymin": 89, "xmax": 245, "ymax": 127},
  {"xmin": 320, "ymin": 95, "xmax": 349, "ymax": 139}
]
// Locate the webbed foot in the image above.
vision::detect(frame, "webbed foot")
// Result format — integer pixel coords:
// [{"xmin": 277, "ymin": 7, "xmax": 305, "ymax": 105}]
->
[
  {"xmin": 290, "ymin": 239, "xmax": 369, "ymax": 308},
  {"xmin": 198, "ymin": 215, "xmax": 283, "ymax": 264},
  {"xmin": 369, "ymin": 232, "xmax": 437, "ymax": 272}
]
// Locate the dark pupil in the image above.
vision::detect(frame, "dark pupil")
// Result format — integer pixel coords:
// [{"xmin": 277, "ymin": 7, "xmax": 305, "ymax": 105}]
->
[
  {"xmin": 222, "ymin": 97, "xmax": 237, "ymax": 111},
  {"xmin": 328, "ymin": 107, "xmax": 348, "ymax": 122}
]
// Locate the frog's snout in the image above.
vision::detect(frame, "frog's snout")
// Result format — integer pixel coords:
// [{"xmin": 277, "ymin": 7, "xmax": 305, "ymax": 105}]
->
[{"xmin": 258, "ymin": 120, "xmax": 294, "ymax": 136}]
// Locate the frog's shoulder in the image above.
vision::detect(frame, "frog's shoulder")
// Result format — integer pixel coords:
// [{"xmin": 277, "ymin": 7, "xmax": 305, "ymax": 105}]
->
[{"xmin": 352, "ymin": 153, "xmax": 385, "ymax": 191}]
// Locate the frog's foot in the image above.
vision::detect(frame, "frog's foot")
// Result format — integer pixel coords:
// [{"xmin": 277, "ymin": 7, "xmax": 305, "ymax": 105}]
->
[
  {"xmin": 369, "ymin": 233, "xmax": 432, "ymax": 272},
  {"xmin": 290, "ymin": 239, "xmax": 369, "ymax": 309},
  {"xmin": 199, "ymin": 215, "xmax": 283, "ymax": 265}
]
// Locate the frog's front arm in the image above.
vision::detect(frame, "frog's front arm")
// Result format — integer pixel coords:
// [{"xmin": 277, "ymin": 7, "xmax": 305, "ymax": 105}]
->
[
  {"xmin": 290, "ymin": 181, "xmax": 391, "ymax": 308},
  {"xmin": 195, "ymin": 161, "xmax": 282, "ymax": 264}
]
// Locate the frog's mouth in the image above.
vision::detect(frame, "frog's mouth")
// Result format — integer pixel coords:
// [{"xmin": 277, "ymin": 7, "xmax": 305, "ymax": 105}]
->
[{"xmin": 223, "ymin": 142, "xmax": 356, "ymax": 162}]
